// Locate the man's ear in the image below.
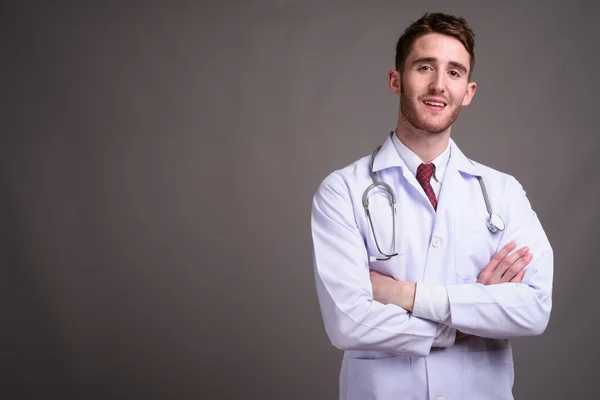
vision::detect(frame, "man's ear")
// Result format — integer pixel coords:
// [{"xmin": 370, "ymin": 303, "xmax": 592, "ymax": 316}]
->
[
  {"xmin": 461, "ymin": 81, "xmax": 477, "ymax": 106},
  {"xmin": 388, "ymin": 69, "xmax": 401, "ymax": 94}
]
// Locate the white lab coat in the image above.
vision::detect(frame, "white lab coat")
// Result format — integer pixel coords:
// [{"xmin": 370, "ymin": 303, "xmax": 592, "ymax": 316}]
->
[{"xmin": 311, "ymin": 134, "xmax": 553, "ymax": 400}]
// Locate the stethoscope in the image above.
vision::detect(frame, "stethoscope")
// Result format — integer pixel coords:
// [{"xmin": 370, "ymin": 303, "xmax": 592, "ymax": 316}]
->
[{"xmin": 363, "ymin": 144, "xmax": 505, "ymax": 261}]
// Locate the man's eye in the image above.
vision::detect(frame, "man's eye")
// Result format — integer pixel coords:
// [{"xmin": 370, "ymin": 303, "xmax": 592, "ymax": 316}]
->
[
  {"xmin": 449, "ymin": 70, "xmax": 461, "ymax": 77},
  {"xmin": 419, "ymin": 66, "xmax": 432, "ymax": 71}
]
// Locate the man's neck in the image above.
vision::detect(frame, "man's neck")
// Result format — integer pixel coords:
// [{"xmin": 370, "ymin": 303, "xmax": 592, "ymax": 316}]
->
[{"xmin": 395, "ymin": 121, "xmax": 451, "ymax": 163}]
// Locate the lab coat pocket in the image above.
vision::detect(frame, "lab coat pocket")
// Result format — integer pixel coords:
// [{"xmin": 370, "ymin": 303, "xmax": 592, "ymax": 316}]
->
[
  {"xmin": 344, "ymin": 355, "xmax": 412, "ymax": 400},
  {"xmin": 461, "ymin": 349, "xmax": 514, "ymax": 400},
  {"xmin": 454, "ymin": 216, "xmax": 499, "ymax": 282}
]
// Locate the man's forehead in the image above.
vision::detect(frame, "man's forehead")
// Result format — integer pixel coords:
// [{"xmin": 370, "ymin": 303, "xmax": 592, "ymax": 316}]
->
[{"xmin": 408, "ymin": 33, "xmax": 470, "ymax": 64}]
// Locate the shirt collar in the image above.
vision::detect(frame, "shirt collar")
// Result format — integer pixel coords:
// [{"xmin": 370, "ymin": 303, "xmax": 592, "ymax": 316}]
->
[
  {"xmin": 391, "ymin": 132, "xmax": 450, "ymax": 183},
  {"xmin": 372, "ymin": 132, "xmax": 481, "ymax": 177}
]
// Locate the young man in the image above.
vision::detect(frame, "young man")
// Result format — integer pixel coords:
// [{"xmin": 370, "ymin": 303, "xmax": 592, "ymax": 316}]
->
[{"xmin": 311, "ymin": 12, "xmax": 553, "ymax": 400}]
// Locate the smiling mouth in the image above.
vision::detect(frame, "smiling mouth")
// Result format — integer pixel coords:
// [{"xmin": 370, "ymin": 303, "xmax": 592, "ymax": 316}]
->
[{"xmin": 423, "ymin": 100, "xmax": 446, "ymax": 108}]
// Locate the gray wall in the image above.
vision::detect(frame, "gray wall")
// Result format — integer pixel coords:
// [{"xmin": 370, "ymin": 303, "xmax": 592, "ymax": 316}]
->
[{"xmin": 1, "ymin": 1, "xmax": 598, "ymax": 399}]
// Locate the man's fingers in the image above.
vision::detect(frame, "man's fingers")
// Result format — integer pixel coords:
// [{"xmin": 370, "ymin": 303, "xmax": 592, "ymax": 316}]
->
[
  {"xmin": 481, "ymin": 241, "xmax": 516, "ymax": 275},
  {"xmin": 478, "ymin": 241, "xmax": 517, "ymax": 284},
  {"xmin": 493, "ymin": 246, "xmax": 529, "ymax": 279},
  {"xmin": 510, "ymin": 267, "xmax": 527, "ymax": 283},
  {"xmin": 494, "ymin": 241, "xmax": 517, "ymax": 263},
  {"xmin": 501, "ymin": 253, "xmax": 533, "ymax": 283},
  {"xmin": 477, "ymin": 242, "xmax": 535, "ymax": 286}
]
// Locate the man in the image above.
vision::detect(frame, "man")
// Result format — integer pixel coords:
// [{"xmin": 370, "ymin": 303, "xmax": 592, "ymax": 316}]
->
[{"xmin": 311, "ymin": 12, "xmax": 553, "ymax": 400}]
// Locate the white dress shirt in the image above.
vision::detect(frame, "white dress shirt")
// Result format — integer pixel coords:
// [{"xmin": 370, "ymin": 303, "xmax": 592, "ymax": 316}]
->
[{"xmin": 391, "ymin": 133, "xmax": 455, "ymax": 347}]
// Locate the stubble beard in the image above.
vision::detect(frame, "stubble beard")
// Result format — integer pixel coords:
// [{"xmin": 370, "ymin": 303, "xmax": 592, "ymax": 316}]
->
[{"xmin": 400, "ymin": 88, "xmax": 462, "ymax": 135}]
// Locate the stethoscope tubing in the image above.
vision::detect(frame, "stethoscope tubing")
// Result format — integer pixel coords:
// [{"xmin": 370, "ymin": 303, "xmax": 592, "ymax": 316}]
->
[{"xmin": 363, "ymin": 143, "xmax": 504, "ymax": 261}]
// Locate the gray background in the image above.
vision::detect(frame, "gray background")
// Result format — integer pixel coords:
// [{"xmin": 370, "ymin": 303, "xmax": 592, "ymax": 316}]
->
[{"xmin": 1, "ymin": 0, "xmax": 598, "ymax": 399}]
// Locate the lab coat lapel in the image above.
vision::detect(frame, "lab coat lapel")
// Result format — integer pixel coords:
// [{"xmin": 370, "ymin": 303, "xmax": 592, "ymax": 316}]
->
[
  {"xmin": 436, "ymin": 140, "xmax": 480, "ymax": 219},
  {"xmin": 436, "ymin": 157, "xmax": 468, "ymax": 219}
]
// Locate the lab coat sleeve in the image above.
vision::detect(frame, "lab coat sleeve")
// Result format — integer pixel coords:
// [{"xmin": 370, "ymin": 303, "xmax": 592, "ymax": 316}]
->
[
  {"xmin": 311, "ymin": 172, "xmax": 439, "ymax": 357},
  {"xmin": 445, "ymin": 176, "xmax": 553, "ymax": 338}
]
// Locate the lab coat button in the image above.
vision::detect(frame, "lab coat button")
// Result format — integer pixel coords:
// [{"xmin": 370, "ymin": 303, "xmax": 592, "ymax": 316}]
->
[
  {"xmin": 432, "ymin": 236, "xmax": 442, "ymax": 247},
  {"xmin": 436, "ymin": 396, "xmax": 446, "ymax": 400}
]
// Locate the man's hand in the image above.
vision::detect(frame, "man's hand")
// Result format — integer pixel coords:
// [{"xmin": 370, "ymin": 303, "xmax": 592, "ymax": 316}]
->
[
  {"xmin": 477, "ymin": 241, "xmax": 532, "ymax": 285},
  {"xmin": 369, "ymin": 271, "xmax": 416, "ymax": 312},
  {"xmin": 457, "ymin": 241, "xmax": 532, "ymax": 340},
  {"xmin": 456, "ymin": 331, "xmax": 471, "ymax": 340},
  {"xmin": 370, "ymin": 241, "xmax": 533, "ymax": 339}
]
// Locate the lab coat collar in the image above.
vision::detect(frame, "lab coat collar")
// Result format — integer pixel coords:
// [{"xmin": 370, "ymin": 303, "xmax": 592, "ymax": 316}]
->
[
  {"xmin": 372, "ymin": 133, "xmax": 481, "ymax": 177},
  {"xmin": 371, "ymin": 132, "xmax": 408, "ymax": 172},
  {"xmin": 448, "ymin": 139, "xmax": 481, "ymax": 177}
]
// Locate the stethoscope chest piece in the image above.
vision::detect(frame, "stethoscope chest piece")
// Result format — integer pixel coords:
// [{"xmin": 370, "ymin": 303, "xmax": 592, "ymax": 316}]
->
[
  {"xmin": 487, "ymin": 213, "xmax": 505, "ymax": 233},
  {"xmin": 364, "ymin": 137, "xmax": 505, "ymax": 261}
]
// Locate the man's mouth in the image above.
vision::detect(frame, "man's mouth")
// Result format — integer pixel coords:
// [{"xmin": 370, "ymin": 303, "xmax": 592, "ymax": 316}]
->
[{"xmin": 423, "ymin": 99, "xmax": 447, "ymax": 109}]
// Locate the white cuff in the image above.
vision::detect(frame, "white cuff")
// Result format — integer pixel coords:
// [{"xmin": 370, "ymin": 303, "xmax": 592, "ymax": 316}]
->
[{"xmin": 412, "ymin": 283, "xmax": 451, "ymax": 323}]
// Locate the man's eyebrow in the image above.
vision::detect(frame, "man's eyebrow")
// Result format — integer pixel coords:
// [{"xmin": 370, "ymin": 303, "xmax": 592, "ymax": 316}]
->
[
  {"xmin": 412, "ymin": 57, "xmax": 437, "ymax": 65},
  {"xmin": 448, "ymin": 61, "xmax": 468, "ymax": 74},
  {"xmin": 412, "ymin": 57, "xmax": 469, "ymax": 74}
]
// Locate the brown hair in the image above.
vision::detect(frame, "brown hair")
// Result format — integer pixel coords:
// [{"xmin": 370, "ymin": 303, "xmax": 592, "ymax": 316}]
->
[{"xmin": 395, "ymin": 12, "xmax": 476, "ymax": 79}]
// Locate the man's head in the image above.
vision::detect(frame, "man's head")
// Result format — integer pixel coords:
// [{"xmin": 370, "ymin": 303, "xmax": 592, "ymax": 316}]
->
[
  {"xmin": 389, "ymin": 12, "xmax": 478, "ymax": 136},
  {"xmin": 395, "ymin": 13, "xmax": 475, "ymax": 81}
]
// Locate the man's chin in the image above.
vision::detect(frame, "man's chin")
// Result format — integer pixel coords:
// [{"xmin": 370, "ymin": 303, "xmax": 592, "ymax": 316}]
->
[
  {"xmin": 401, "ymin": 108, "xmax": 457, "ymax": 135},
  {"xmin": 412, "ymin": 121, "xmax": 452, "ymax": 135}
]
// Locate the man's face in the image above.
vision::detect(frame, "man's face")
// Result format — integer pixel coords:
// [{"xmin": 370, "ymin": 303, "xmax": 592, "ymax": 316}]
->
[{"xmin": 393, "ymin": 33, "xmax": 476, "ymax": 134}]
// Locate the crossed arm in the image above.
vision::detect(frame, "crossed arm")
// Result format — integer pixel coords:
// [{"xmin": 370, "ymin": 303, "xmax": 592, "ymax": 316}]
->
[
  {"xmin": 370, "ymin": 241, "xmax": 532, "ymax": 340},
  {"xmin": 312, "ymin": 172, "xmax": 553, "ymax": 356},
  {"xmin": 371, "ymin": 241, "xmax": 531, "ymax": 312}
]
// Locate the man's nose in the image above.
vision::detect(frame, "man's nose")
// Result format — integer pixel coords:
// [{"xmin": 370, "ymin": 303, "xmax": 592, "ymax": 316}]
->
[{"xmin": 428, "ymin": 72, "xmax": 445, "ymax": 93}]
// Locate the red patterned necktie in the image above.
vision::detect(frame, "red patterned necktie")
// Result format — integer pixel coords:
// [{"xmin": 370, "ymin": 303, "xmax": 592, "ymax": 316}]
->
[{"xmin": 416, "ymin": 163, "xmax": 437, "ymax": 210}]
